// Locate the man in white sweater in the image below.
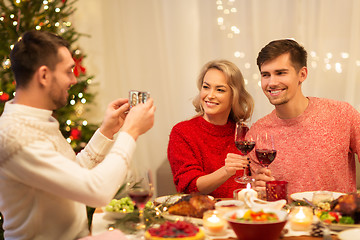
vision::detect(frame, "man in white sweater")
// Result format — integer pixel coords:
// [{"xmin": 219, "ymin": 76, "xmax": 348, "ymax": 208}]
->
[{"xmin": 0, "ymin": 30, "xmax": 155, "ymax": 239}]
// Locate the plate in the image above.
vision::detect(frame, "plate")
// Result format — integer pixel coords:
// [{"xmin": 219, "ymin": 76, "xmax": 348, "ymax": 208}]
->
[
  {"xmin": 325, "ymin": 222, "xmax": 360, "ymax": 232},
  {"xmin": 338, "ymin": 228, "xmax": 360, "ymax": 239},
  {"xmin": 154, "ymin": 194, "xmax": 214, "ymax": 205},
  {"xmin": 154, "ymin": 194, "xmax": 187, "ymax": 205},
  {"xmin": 215, "ymin": 199, "xmax": 244, "ymax": 208},
  {"xmin": 101, "ymin": 207, "xmax": 128, "ymax": 219},
  {"xmin": 290, "ymin": 191, "xmax": 345, "ymax": 202},
  {"xmin": 157, "ymin": 194, "xmax": 216, "ymax": 225},
  {"xmin": 162, "ymin": 212, "xmax": 204, "ymax": 225}
]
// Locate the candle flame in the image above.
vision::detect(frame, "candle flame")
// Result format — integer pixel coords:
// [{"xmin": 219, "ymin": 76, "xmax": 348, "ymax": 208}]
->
[
  {"xmin": 246, "ymin": 183, "xmax": 251, "ymax": 190},
  {"xmin": 295, "ymin": 207, "xmax": 306, "ymax": 219},
  {"xmin": 207, "ymin": 214, "xmax": 220, "ymax": 223}
]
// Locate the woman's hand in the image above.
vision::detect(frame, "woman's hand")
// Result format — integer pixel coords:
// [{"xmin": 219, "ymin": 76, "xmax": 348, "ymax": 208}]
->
[{"xmin": 224, "ymin": 153, "xmax": 250, "ymax": 176}]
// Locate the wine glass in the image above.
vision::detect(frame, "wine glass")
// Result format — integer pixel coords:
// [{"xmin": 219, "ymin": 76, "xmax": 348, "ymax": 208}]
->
[
  {"xmin": 255, "ymin": 133, "xmax": 277, "ymax": 168},
  {"xmin": 127, "ymin": 169, "xmax": 154, "ymax": 233},
  {"xmin": 234, "ymin": 121, "xmax": 256, "ymax": 184}
]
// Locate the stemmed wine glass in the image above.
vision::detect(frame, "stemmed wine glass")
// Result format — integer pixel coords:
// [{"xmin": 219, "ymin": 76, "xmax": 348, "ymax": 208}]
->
[
  {"xmin": 127, "ymin": 169, "xmax": 154, "ymax": 234},
  {"xmin": 234, "ymin": 121, "xmax": 256, "ymax": 184},
  {"xmin": 255, "ymin": 133, "xmax": 277, "ymax": 168}
]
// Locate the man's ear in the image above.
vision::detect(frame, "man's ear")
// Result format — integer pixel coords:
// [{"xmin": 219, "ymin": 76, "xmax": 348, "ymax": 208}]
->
[
  {"xmin": 298, "ymin": 66, "xmax": 307, "ymax": 84},
  {"xmin": 36, "ymin": 65, "xmax": 51, "ymax": 87}
]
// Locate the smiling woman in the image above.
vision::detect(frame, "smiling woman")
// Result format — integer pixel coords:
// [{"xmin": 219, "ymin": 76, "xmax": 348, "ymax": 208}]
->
[
  {"xmin": 200, "ymin": 68, "xmax": 233, "ymax": 125},
  {"xmin": 167, "ymin": 59, "xmax": 254, "ymax": 198}
]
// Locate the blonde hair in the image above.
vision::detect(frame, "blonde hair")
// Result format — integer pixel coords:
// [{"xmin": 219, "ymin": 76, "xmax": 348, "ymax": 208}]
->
[{"xmin": 192, "ymin": 59, "xmax": 254, "ymax": 122}]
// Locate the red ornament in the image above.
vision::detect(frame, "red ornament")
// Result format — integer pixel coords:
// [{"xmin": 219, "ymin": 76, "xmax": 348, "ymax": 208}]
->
[
  {"xmin": 62, "ymin": 0, "xmax": 67, "ymax": 3},
  {"xmin": 70, "ymin": 128, "xmax": 82, "ymax": 140},
  {"xmin": 73, "ymin": 56, "xmax": 86, "ymax": 77},
  {"xmin": 0, "ymin": 92, "xmax": 9, "ymax": 102}
]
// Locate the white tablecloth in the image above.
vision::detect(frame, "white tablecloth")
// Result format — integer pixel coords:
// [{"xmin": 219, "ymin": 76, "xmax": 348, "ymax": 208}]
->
[
  {"xmin": 92, "ymin": 213, "xmax": 115, "ymax": 236},
  {"xmin": 91, "ymin": 212, "xmax": 338, "ymax": 239}
]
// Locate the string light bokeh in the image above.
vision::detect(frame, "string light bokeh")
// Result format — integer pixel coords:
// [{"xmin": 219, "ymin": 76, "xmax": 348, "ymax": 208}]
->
[{"xmin": 215, "ymin": 0, "xmax": 360, "ymax": 89}]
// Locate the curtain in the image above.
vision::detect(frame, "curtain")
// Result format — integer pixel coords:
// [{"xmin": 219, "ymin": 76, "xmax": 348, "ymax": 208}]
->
[{"xmin": 73, "ymin": 0, "xmax": 360, "ymax": 194}]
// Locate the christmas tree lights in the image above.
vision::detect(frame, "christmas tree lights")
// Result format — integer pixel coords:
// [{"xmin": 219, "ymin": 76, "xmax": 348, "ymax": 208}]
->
[{"xmin": 0, "ymin": 0, "xmax": 98, "ymax": 153}]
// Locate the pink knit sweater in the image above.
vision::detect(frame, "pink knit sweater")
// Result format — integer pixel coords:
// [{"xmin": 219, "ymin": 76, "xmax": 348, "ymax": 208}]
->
[
  {"xmin": 167, "ymin": 116, "xmax": 246, "ymax": 198},
  {"xmin": 249, "ymin": 97, "xmax": 360, "ymax": 195}
]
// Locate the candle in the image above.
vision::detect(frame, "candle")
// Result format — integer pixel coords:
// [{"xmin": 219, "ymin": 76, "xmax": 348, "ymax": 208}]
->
[
  {"xmin": 203, "ymin": 210, "xmax": 227, "ymax": 235},
  {"xmin": 237, "ymin": 183, "xmax": 258, "ymax": 201},
  {"xmin": 289, "ymin": 206, "xmax": 313, "ymax": 231}
]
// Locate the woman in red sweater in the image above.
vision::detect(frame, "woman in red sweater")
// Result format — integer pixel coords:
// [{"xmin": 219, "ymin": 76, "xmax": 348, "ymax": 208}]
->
[{"xmin": 167, "ymin": 59, "xmax": 254, "ymax": 198}]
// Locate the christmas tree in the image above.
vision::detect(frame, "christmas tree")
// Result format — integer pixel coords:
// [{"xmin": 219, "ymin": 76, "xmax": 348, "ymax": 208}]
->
[
  {"xmin": 0, "ymin": 0, "xmax": 99, "ymax": 234},
  {"xmin": 0, "ymin": 0, "xmax": 98, "ymax": 153}
]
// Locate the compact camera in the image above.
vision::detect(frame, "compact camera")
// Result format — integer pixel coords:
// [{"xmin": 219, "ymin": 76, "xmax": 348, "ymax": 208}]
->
[{"xmin": 129, "ymin": 90, "xmax": 150, "ymax": 108}]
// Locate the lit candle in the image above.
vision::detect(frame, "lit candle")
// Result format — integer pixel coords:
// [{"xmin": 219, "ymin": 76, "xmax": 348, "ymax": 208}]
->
[
  {"xmin": 237, "ymin": 183, "xmax": 258, "ymax": 201},
  {"xmin": 203, "ymin": 210, "xmax": 227, "ymax": 235},
  {"xmin": 290, "ymin": 206, "xmax": 313, "ymax": 231}
]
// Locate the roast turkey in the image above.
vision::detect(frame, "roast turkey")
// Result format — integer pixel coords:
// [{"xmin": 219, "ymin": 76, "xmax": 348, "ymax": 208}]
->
[{"xmin": 168, "ymin": 193, "xmax": 215, "ymax": 218}]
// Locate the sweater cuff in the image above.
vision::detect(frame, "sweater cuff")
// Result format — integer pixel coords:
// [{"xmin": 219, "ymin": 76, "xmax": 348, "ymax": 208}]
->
[{"xmin": 87, "ymin": 129, "xmax": 115, "ymax": 155}]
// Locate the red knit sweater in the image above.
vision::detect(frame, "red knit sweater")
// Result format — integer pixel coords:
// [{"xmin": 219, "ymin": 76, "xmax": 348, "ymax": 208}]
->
[{"xmin": 167, "ymin": 116, "xmax": 246, "ymax": 198}]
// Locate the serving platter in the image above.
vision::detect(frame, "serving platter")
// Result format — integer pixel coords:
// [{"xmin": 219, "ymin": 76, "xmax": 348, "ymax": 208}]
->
[
  {"xmin": 156, "ymin": 194, "xmax": 216, "ymax": 226},
  {"xmin": 155, "ymin": 194, "xmax": 215, "ymax": 205},
  {"xmin": 338, "ymin": 228, "xmax": 360, "ymax": 240},
  {"xmin": 154, "ymin": 194, "xmax": 187, "ymax": 205},
  {"xmin": 161, "ymin": 211, "xmax": 204, "ymax": 225},
  {"xmin": 290, "ymin": 191, "xmax": 345, "ymax": 202},
  {"xmin": 324, "ymin": 222, "xmax": 360, "ymax": 231}
]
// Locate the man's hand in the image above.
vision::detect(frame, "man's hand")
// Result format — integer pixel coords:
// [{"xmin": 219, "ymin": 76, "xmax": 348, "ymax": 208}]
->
[
  {"xmin": 121, "ymin": 98, "xmax": 155, "ymax": 140},
  {"xmin": 99, "ymin": 98, "xmax": 130, "ymax": 139},
  {"xmin": 253, "ymin": 167, "xmax": 275, "ymax": 192}
]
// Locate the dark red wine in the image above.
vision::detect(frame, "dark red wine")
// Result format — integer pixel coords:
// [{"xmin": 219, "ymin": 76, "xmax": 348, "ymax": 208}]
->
[
  {"xmin": 128, "ymin": 189, "xmax": 152, "ymax": 206},
  {"xmin": 255, "ymin": 149, "xmax": 277, "ymax": 167},
  {"xmin": 235, "ymin": 141, "xmax": 255, "ymax": 155}
]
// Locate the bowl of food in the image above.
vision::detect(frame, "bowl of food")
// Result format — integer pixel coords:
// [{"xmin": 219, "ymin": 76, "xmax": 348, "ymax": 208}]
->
[
  {"xmin": 224, "ymin": 208, "xmax": 288, "ymax": 240},
  {"xmin": 102, "ymin": 197, "xmax": 135, "ymax": 219}
]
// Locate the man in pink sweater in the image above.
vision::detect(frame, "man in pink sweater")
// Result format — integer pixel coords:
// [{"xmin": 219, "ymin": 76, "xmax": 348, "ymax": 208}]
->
[{"xmin": 249, "ymin": 39, "xmax": 360, "ymax": 195}]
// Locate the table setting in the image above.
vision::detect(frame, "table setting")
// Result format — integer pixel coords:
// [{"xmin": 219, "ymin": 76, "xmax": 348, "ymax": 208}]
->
[
  {"xmin": 90, "ymin": 121, "xmax": 359, "ymax": 239},
  {"xmin": 91, "ymin": 186, "xmax": 360, "ymax": 240}
]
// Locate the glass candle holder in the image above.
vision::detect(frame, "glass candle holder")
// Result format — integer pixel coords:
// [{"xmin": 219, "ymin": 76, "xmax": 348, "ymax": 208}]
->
[
  {"xmin": 233, "ymin": 182, "xmax": 256, "ymax": 200},
  {"xmin": 202, "ymin": 210, "xmax": 227, "ymax": 235},
  {"xmin": 266, "ymin": 180, "xmax": 288, "ymax": 202},
  {"xmin": 289, "ymin": 206, "xmax": 313, "ymax": 231}
]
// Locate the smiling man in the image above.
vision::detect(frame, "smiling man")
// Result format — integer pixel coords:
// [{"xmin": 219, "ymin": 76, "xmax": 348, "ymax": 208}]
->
[
  {"xmin": 0, "ymin": 30, "xmax": 155, "ymax": 239},
  {"xmin": 249, "ymin": 39, "xmax": 360, "ymax": 195}
]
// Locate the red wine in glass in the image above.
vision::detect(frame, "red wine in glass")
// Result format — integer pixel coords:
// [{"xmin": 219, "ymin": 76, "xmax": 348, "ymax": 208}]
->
[
  {"xmin": 127, "ymin": 169, "xmax": 154, "ymax": 234},
  {"xmin": 234, "ymin": 121, "xmax": 255, "ymax": 184},
  {"xmin": 255, "ymin": 149, "xmax": 277, "ymax": 167},
  {"xmin": 235, "ymin": 141, "xmax": 256, "ymax": 155},
  {"xmin": 128, "ymin": 189, "xmax": 153, "ymax": 208}
]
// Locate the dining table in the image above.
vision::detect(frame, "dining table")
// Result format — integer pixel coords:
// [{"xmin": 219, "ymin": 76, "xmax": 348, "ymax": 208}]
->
[{"xmin": 92, "ymin": 203, "xmax": 341, "ymax": 240}]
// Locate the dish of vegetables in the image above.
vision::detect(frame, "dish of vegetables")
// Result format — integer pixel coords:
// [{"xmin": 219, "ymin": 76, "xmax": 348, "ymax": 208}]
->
[
  {"xmin": 229, "ymin": 209, "xmax": 280, "ymax": 222},
  {"xmin": 316, "ymin": 210, "xmax": 360, "ymax": 231}
]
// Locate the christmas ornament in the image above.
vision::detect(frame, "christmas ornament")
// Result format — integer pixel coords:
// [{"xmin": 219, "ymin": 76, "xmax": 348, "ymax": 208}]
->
[
  {"xmin": 73, "ymin": 55, "xmax": 86, "ymax": 77},
  {"xmin": 0, "ymin": 93, "xmax": 9, "ymax": 102},
  {"xmin": 70, "ymin": 128, "xmax": 81, "ymax": 140}
]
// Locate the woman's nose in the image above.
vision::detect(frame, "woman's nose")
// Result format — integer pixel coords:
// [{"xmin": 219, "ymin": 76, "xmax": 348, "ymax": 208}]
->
[{"xmin": 207, "ymin": 89, "xmax": 215, "ymax": 98}]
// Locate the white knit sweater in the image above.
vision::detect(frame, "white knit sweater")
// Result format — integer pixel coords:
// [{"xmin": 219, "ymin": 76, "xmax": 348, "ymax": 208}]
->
[{"xmin": 0, "ymin": 101, "xmax": 136, "ymax": 240}]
